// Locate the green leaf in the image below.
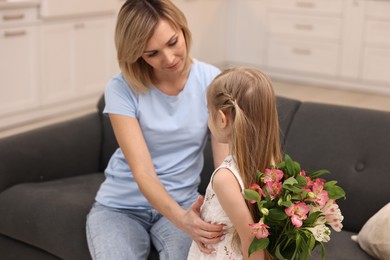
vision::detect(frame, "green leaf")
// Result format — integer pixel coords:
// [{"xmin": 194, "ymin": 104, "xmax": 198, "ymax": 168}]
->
[
  {"xmin": 283, "ymin": 185, "xmax": 302, "ymax": 194},
  {"xmin": 276, "ymin": 161, "xmax": 285, "ymax": 170},
  {"xmin": 323, "ymin": 181, "xmax": 346, "ymax": 200},
  {"xmin": 293, "ymin": 161, "xmax": 302, "ymax": 174},
  {"xmin": 321, "ymin": 242, "xmax": 326, "ymax": 260},
  {"xmin": 285, "ymin": 155, "xmax": 296, "ymax": 175},
  {"xmin": 275, "ymin": 244, "xmax": 286, "ymax": 260},
  {"xmin": 308, "ymin": 233, "xmax": 316, "ymax": 253},
  {"xmin": 309, "ymin": 169, "xmax": 330, "ymax": 179},
  {"xmin": 280, "ymin": 200, "xmax": 292, "ymax": 207},
  {"xmin": 295, "ymin": 174, "xmax": 307, "ymax": 188},
  {"xmin": 291, "ymin": 234, "xmax": 301, "ymax": 260},
  {"xmin": 304, "ymin": 211, "xmax": 322, "ymax": 225},
  {"xmin": 324, "ymin": 180, "xmax": 337, "ymax": 187},
  {"xmin": 248, "ymin": 238, "xmax": 269, "ymax": 256},
  {"xmin": 326, "ymin": 185, "xmax": 346, "ymax": 200},
  {"xmin": 244, "ymin": 189, "xmax": 260, "ymax": 201},
  {"xmin": 284, "ymin": 177, "xmax": 298, "ymax": 186},
  {"xmin": 268, "ymin": 208, "xmax": 288, "ymax": 221}
]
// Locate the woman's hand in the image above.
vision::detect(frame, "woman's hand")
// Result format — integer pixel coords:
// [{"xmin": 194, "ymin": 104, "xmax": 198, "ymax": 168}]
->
[{"xmin": 182, "ymin": 196, "xmax": 225, "ymax": 254}]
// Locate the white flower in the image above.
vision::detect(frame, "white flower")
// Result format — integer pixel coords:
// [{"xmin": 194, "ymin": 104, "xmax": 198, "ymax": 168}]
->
[
  {"xmin": 321, "ymin": 200, "xmax": 344, "ymax": 232},
  {"xmin": 309, "ymin": 199, "xmax": 344, "ymax": 232},
  {"xmin": 307, "ymin": 223, "xmax": 331, "ymax": 242}
]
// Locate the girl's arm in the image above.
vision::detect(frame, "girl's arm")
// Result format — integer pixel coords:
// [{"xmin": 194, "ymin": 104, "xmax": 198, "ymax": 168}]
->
[
  {"xmin": 109, "ymin": 114, "xmax": 224, "ymax": 253},
  {"xmin": 212, "ymin": 168, "xmax": 266, "ymax": 260}
]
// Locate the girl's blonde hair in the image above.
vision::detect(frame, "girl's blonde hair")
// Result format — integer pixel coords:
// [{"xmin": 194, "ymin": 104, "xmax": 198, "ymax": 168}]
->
[
  {"xmin": 207, "ymin": 67, "xmax": 282, "ymax": 222},
  {"xmin": 115, "ymin": 0, "xmax": 192, "ymax": 93}
]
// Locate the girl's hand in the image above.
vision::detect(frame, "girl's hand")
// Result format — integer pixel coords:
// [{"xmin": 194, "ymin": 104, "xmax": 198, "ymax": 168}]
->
[{"xmin": 182, "ymin": 196, "xmax": 225, "ymax": 254}]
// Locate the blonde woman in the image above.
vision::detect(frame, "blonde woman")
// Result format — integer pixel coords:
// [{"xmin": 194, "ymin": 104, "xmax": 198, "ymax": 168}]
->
[
  {"xmin": 86, "ymin": 0, "xmax": 228, "ymax": 259},
  {"xmin": 187, "ymin": 67, "xmax": 280, "ymax": 260}
]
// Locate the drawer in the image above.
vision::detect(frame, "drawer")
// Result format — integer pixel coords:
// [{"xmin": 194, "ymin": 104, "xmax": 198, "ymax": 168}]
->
[
  {"xmin": 365, "ymin": 20, "xmax": 390, "ymax": 46},
  {"xmin": 40, "ymin": 0, "xmax": 116, "ymax": 19},
  {"xmin": 366, "ymin": 1, "xmax": 390, "ymax": 20},
  {"xmin": 268, "ymin": 13, "xmax": 341, "ymax": 40},
  {"xmin": 269, "ymin": 0, "xmax": 344, "ymax": 15},
  {"xmin": 362, "ymin": 47, "xmax": 390, "ymax": 84},
  {"xmin": 266, "ymin": 36, "xmax": 339, "ymax": 76},
  {"xmin": 0, "ymin": 7, "xmax": 38, "ymax": 27}
]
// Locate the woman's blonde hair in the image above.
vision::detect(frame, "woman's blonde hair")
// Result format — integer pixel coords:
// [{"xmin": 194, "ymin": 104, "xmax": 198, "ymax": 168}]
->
[
  {"xmin": 115, "ymin": 0, "xmax": 192, "ymax": 93},
  {"xmin": 207, "ymin": 67, "xmax": 282, "ymax": 222}
]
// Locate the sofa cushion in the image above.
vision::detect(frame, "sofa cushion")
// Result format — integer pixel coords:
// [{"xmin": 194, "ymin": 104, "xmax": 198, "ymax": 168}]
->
[
  {"xmin": 352, "ymin": 203, "xmax": 390, "ymax": 260},
  {"xmin": 311, "ymin": 230, "xmax": 374, "ymax": 260},
  {"xmin": 0, "ymin": 173, "xmax": 104, "ymax": 260},
  {"xmin": 284, "ymin": 102, "xmax": 390, "ymax": 233},
  {"xmin": 0, "ymin": 234, "xmax": 60, "ymax": 260}
]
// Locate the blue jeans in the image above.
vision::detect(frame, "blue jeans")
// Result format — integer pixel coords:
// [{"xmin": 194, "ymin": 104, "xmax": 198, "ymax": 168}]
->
[{"xmin": 86, "ymin": 202, "xmax": 192, "ymax": 260}]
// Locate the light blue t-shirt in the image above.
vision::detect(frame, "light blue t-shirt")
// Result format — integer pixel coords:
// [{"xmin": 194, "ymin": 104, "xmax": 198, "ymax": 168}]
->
[{"xmin": 95, "ymin": 60, "xmax": 220, "ymax": 209}]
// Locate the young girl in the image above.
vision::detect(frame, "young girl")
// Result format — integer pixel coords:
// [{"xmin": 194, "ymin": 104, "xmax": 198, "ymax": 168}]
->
[{"xmin": 188, "ymin": 67, "xmax": 281, "ymax": 260}]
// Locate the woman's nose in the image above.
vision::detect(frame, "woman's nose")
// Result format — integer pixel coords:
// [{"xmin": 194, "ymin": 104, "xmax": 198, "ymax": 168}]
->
[{"xmin": 162, "ymin": 49, "xmax": 175, "ymax": 64}]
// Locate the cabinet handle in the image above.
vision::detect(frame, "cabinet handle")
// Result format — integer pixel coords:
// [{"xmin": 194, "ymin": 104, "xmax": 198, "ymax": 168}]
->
[
  {"xmin": 296, "ymin": 1, "xmax": 315, "ymax": 8},
  {"xmin": 4, "ymin": 30, "xmax": 26, "ymax": 37},
  {"xmin": 74, "ymin": 23, "xmax": 85, "ymax": 29},
  {"xmin": 2, "ymin": 14, "xmax": 25, "ymax": 21},
  {"xmin": 294, "ymin": 24, "xmax": 313, "ymax": 31},
  {"xmin": 292, "ymin": 48, "xmax": 312, "ymax": 55}
]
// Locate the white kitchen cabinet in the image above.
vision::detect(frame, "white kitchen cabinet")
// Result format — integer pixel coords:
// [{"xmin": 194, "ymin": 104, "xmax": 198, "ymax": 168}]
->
[
  {"xmin": 0, "ymin": 6, "xmax": 39, "ymax": 119},
  {"xmin": 40, "ymin": 15, "xmax": 114, "ymax": 104},
  {"xmin": 362, "ymin": 1, "xmax": 390, "ymax": 86},
  {"xmin": 266, "ymin": 0, "xmax": 343, "ymax": 76},
  {"xmin": 227, "ymin": 0, "xmax": 267, "ymax": 66}
]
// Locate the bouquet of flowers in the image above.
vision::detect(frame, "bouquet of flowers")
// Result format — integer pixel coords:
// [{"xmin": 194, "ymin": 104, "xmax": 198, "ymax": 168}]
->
[{"xmin": 244, "ymin": 154, "xmax": 346, "ymax": 260}]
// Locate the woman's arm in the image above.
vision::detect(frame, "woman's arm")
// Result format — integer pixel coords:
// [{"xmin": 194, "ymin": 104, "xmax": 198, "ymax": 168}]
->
[
  {"xmin": 212, "ymin": 168, "xmax": 266, "ymax": 260},
  {"xmin": 109, "ymin": 114, "xmax": 224, "ymax": 253}
]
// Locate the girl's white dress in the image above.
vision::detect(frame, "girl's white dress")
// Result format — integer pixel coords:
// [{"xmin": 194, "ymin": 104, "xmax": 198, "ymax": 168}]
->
[{"xmin": 187, "ymin": 155, "xmax": 244, "ymax": 260}]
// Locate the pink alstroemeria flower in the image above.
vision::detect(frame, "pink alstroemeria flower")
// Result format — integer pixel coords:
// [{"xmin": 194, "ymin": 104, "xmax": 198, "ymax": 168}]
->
[
  {"xmin": 311, "ymin": 178, "xmax": 329, "ymax": 208},
  {"xmin": 285, "ymin": 202, "xmax": 311, "ymax": 228},
  {"xmin": 264, "ymin": 168, "xmax": 284, "ymax": 183},
  {"xmin": 264, "ymin": 181, "xmax": 282, "ymax": 200},
  {"xmin": 249, "ymin": 220, "xmax": 270, "ymax": 239},
  {"xmin": 248, "ymin": 183, "xmax": 265, "ymax": 204},
  {"xmin": 300, "ymin": 170, "xmax": 314, "ymax": 188}
]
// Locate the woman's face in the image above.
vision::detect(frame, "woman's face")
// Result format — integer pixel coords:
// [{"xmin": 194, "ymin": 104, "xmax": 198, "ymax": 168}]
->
[{"xmin": 142, "ymin": 19, "xmax": 187, "ymax": 76}]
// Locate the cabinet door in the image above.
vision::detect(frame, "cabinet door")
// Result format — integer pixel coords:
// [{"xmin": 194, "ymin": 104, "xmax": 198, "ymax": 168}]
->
[
  {"xmin": 74, "ymin": 18, "xmax": 113, "ymax": 96},
  {"xmin": 40, "ymin": 17, "xmax": 114, "ymax": 104},
  {"xmin": 227, "ymin": 0, "xmax": 267, "ymax": 66},
  {"xmin": 40, "ymin": 22, "xmax": 74, "ymax": 104},
  {"xmin": 0, "ymin": 26, "xmax": 39, "ymax": 115}
]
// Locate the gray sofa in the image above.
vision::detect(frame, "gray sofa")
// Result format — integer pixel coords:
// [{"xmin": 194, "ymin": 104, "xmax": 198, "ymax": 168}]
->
[{"xmin": 0, "ymin": 95, "xmax": 389, "ymax": 260}]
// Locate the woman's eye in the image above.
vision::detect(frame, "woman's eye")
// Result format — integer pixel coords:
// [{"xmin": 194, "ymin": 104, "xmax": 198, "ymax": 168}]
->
[
  {"xmin": 168, "ymin": 38, "xmax": 178, "ymax": 47},
  {"xmin": 147, "ymin": 51, "xmax": 158, "ymax": 57}
]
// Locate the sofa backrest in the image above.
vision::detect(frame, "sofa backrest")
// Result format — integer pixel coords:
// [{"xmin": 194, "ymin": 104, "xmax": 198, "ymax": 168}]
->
[
  {"xmin": 0, "ymin": 114, "xmax": 102, "ymax": 192},
  {"xmin": 284, "ymin": 102, "xmax": 390, "ymax": 233},
  {"xmin": 97, "ymin": 95, "xmax": 119, "ymax": 172}
]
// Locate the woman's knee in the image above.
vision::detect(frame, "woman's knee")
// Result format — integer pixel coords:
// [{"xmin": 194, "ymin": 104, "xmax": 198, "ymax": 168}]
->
[
  {"xmin": 151, "ymin": 217, "xmax": 192, "ymax": 260},
  {"xmin": 86, "ymin": 204, "xmax": 151, "ymax": 260}
]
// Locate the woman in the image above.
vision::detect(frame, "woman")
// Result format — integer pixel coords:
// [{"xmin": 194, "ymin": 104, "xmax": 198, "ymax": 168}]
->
[{"xmin": 86, "ymin": 0, "xmax": 228, "ymax": 259}]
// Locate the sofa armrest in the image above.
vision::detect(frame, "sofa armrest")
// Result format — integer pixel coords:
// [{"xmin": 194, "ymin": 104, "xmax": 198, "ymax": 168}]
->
[{"xmin": 0, "ymin": 113, "xmax": 102, "ymax": 193}]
